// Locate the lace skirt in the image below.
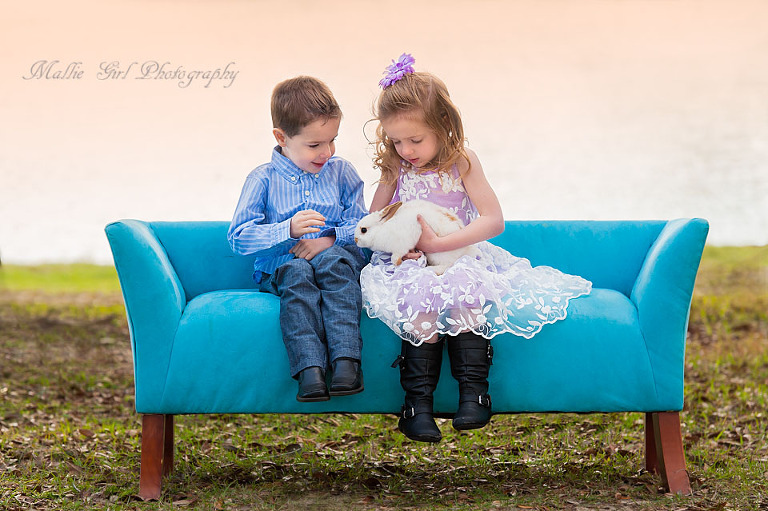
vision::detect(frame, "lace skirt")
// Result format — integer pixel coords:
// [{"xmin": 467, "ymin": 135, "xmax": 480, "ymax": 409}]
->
[{"xmin": 360, "ymin": 242, "xmax": 592, "ymax": 346}]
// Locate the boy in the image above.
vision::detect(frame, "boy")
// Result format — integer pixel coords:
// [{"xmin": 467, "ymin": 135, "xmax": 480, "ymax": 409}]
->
[{"xmin": 228, "ymin": 76, "xmax": 368, "ymax": 402}]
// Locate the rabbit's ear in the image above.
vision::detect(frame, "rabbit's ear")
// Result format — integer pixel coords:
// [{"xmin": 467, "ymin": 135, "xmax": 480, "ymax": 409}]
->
[{"xmin": 380, "ymin": 201, "xmax": 403, "ymax": 222}]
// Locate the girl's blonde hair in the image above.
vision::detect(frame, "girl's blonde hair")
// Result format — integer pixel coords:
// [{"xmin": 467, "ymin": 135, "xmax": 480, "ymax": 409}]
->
[{"xmin": 372, "ymin": 71, "xmax": 470, "ymax": 185}]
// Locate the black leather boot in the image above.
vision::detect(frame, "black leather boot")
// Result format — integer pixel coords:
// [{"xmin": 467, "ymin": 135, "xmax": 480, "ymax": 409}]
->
[
  {"xmin": 447, "ymin": 333, "xmax": 493, "ymax": 430},
  {"xmin": 392, "ymin": 339, "xmax": 444, "ymax": 443}
]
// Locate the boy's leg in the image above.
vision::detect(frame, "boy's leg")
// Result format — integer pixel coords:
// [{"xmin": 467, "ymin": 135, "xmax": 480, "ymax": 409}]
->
[
  {"xmin": 309, "ymin": 245, "xmax": 366, "ymax": 395},
  {"xmin": 309, "ymin": 245, "xmax": 366, "ymax": 363},
  {"xmin": 261, "ymin": 259, "xmax": 328, "ymax": 379}
]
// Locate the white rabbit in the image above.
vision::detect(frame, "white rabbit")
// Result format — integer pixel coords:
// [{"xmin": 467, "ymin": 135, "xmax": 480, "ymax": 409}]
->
[{"xmin": 354, "ymin": 200, "xmax": 480, "ymax": 274}]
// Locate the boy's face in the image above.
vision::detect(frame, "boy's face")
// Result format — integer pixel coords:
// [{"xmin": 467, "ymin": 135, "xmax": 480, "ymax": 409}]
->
[{"xmin": 273, "ymin": 117, "xmax": 341, "ymax": 174}]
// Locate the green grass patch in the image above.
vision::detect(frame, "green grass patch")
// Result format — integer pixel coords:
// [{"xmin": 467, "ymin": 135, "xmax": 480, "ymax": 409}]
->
[
  {"xmin": 690, "ymin": 245, "xmax": 767, "ymax": 352},
  {"xmin": 0, "ymin": 264, "xmax": 120, "ymax": 294}
]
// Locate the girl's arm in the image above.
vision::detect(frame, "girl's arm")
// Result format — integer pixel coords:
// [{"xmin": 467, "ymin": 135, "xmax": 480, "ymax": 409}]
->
[
  {"xmin": 416, "ymin": 149, "xmax": 505, "ymax": 253},
  {"xmin": 369, "ymin": 181, "xmax": 397, "ymax": 212}
]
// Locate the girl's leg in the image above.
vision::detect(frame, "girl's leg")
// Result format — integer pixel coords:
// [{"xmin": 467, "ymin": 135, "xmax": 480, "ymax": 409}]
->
[
  {"xmin": 394, "ymin": 334, "xmax": 443, "ymax": 443},
  {"xmin": 446, "ymin": 332, "xmax": 493, "ymax": 430}
]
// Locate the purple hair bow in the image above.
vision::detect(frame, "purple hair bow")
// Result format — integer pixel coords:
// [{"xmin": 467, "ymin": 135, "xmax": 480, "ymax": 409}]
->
[{"xmin": 379, "ymin": 53, "xmax": 416, "ymax": 88}]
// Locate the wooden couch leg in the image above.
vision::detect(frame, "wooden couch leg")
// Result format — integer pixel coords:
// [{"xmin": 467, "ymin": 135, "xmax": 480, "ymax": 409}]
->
[
  {"xmin": 163, "ymin": 414, "xmax": 174, "ymax": 476},
  {"xmin": 647, "ymin": 411, "xmax": 692, "ymax": 495},
  {"xmin": 139, "ymin": 414, "xmax": 173, "ymax": 500},
  {"xmin": 644, "ymin": 412, "xmax": 659, "ymax": 474}
]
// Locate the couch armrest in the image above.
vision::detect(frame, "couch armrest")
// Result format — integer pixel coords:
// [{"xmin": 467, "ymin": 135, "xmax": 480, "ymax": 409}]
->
[
  {"xmin": 630, "ymin": 218, "xmax": 709, "ymax": 406},
  {"xmin": 105, "ymin": 220, "xmax": 186, "ymax": 411}
]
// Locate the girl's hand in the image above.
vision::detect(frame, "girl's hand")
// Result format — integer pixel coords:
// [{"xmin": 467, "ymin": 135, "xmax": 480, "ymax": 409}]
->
[
  {"xmin": 290, "ymin": 210, "xmax": 326, "ymax": 238},
  {"xmin": 401, "ymin": 249, "xmax": 424, "ymax": 261},
  {"xmin": 290, "ymin": 236, "xmax": 334, "ymax": 260},
  {"xmin": 414, "ymin": 216, "xmax": 443, "ymax": 253}
]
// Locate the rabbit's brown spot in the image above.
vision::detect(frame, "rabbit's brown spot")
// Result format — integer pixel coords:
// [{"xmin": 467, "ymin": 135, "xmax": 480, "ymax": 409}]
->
[{"xmin": 380, "ymin": 201, "xmax": 403, "ymax": 222}]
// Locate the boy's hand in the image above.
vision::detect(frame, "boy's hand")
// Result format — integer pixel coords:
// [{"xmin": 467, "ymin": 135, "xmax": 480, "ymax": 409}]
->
[
  {"xmin": 290, "ymin": 210, "xmax": 326, "ymax": 238},
  {"xmin": 290, "ymin": 236, "xmax": 334, "ymax": 261}
]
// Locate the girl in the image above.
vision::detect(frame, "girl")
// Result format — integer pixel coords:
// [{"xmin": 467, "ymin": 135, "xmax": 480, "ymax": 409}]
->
[{"xmin": 362, "ymin": 54, "xmax": 592, "ymax": 443}]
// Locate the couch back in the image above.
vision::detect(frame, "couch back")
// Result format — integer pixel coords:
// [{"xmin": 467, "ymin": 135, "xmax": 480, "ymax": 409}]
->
[{"xmin": 147, "ymin": 220, "xmax": 668, "ymax": 301}]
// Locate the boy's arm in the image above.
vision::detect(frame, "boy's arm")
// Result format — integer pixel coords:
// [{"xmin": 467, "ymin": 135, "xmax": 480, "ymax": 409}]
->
[
  {"xmin": 227, "ymin": 173, "xmax": 295, "ymax": 256},
  {"xmin": 326, "ymin": 162, "xmax": 368, "ymax": 246}
]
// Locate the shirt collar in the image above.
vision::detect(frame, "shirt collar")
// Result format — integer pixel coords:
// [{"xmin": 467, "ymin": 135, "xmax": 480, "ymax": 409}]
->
[{"xmin": 271, "ymin": 146, "xmax": 326, "ymax": 181}]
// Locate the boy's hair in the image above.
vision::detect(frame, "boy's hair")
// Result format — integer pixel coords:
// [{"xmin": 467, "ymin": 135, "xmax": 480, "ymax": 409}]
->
[
  {"xmin": 271, "ymin": 76, "xmax": 342, "ymax": 137},
  {"xmin": 372, "ymin": 71, "xmax": 470, "ymax": 185}
]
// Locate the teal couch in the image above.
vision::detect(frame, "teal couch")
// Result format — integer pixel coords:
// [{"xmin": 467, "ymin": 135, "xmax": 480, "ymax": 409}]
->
[{"xmin": 105, "ymin": 218, "xmax": 708, "ymax": 499}]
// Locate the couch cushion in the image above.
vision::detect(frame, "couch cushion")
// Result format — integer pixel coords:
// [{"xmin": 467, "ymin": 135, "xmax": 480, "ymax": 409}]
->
[
  {"xmin": 483, "ymin": 288, "xmax": 659, "ymax": 413},
  {"xmin": 159, "ymin": 290, "xmax": 404, "ymax": 414},
  {"xmin": 154, "ymin": 288, "xmax": 662, "ymax": 414}
]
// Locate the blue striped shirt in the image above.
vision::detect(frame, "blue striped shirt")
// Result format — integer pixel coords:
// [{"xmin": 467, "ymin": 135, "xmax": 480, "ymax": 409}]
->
[{"xmin": 227, "ymin": 147, "xmax": 368, "ymax": 280}]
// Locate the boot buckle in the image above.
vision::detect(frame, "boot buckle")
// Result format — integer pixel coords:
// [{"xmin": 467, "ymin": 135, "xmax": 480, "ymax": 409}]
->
[
  {"xmin": 402, "ymin": 406, "xmax": 416, "ymax": 419},
  {"xmin": 478, "ymin": 394, "xmax": 491, "ymax": 408}
]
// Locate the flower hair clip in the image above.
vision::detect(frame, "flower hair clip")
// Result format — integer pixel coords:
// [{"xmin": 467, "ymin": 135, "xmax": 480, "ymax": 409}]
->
[{"xmin": 379, "ymin": 53, "xmax": 416, "ymax": 88}]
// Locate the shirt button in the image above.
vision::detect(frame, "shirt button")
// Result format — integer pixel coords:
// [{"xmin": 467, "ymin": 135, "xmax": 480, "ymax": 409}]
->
[
  {"xmin": 304, "ymin": 191, "xmax": 310, "ymax": 196},
  {"xmin": 291, "ymin": 176, "xmax": 296, "ymax": 181},
  {"xmin": 313, "ymin": 174, "xmax": 319, "ymax": 179}
]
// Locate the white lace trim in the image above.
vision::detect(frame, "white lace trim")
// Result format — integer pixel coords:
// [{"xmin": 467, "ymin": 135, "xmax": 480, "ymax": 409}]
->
[{"xmin": 361, "ymin": 242, "xmax": 592, "ymax": 346}]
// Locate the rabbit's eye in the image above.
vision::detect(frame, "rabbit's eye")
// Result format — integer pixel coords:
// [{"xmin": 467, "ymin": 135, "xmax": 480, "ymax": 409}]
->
[{"xmin": 360, "ymin": 228, "xmax": 368, "ymax": 234}]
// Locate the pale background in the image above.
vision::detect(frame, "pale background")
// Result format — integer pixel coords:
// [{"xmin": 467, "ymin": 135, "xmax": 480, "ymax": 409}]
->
[{"xmin": 1, "ymin": 0, "xmax": 766, "ymax": 264}]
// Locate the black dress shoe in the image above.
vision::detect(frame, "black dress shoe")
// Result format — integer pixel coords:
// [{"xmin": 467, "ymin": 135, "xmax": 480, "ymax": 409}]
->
[
  {"xmin": 329, "ymin": 358, "xmax": 363, "ymax": 396},
  {"xmin": 296, "ymin": 366, "xmax": 329, "ymax": 402}
]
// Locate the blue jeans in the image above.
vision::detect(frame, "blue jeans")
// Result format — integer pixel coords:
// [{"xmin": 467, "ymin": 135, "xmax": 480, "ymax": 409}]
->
[{"xmin": 260, "ymin": 245, "xmax": 367, "ymax": 378}]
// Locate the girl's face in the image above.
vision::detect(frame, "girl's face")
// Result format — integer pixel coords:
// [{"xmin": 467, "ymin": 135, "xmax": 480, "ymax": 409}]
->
[{"xmin": 381, "ymin": 114, "xmax": 440, "ymax": 170}]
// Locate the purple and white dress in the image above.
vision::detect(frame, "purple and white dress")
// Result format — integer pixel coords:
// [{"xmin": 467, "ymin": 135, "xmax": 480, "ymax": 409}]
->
[{"xmin": 360, "ymin": 166, "xmax": 592, "ymax": 346}]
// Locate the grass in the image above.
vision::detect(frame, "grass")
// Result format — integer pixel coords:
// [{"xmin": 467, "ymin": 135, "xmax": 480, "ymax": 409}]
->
[
  {"xmin": 0, "ymin": 246, "xmax": 766, "ymax": 510},
  {"xmin": 0, "ymin": 264, "xmax": 121, "ymax": 294}
]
